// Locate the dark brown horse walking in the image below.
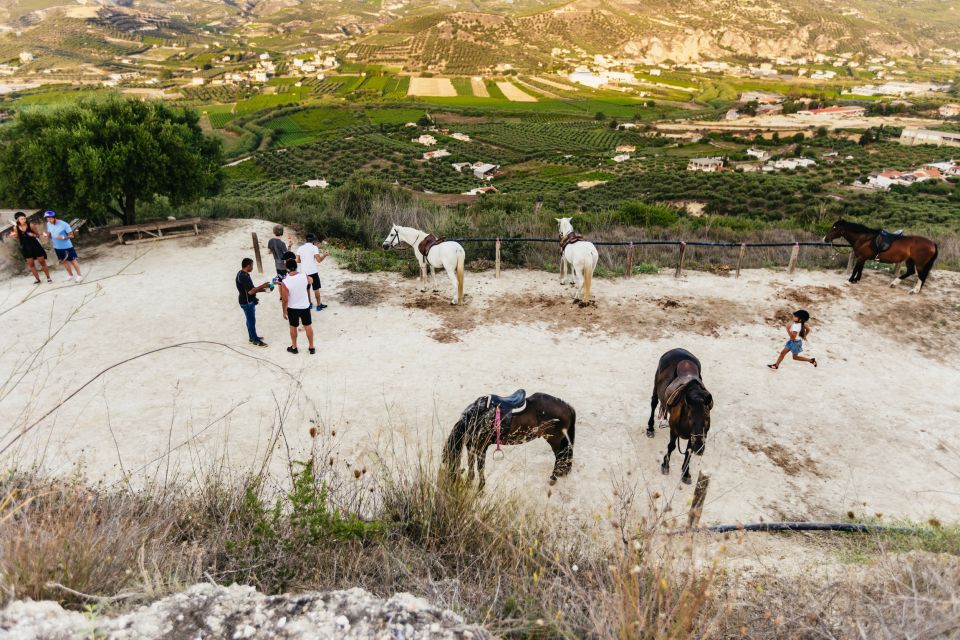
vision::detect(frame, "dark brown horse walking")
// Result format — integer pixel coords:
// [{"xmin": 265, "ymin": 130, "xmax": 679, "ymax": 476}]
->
[
  {"xmin": 823, "ymin": 219, "xmax": 938, "ymax": 293},
  {"xmin": 646, "ymin": 349, "xmax": 713, "ymax": 485},
  {"xmin": 443, "ymin": 391, "xmax": 576, "ymax": 489}
]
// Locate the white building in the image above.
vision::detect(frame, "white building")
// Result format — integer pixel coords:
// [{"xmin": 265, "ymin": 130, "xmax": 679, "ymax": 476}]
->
[
  {"xmin": 940, "ymin": 104, "xmax": 960, "ymax": 118},
  {"xmin": 900, "ymin": 128, "xmax": 960, "ymax": 147},
  {"xmin": 472, "ymin": 162, "xmax": 499, "ymax": 180},
  {"xmin": 413, "ymin": 134, "xmax": 437, "ymax": 146},
  {"xmin": 190, "ymin": 77, "xmax": 205, "ymax": 86},
  {"xmin": 687, "ymin": 157, "xmax": 724, "ymax": 172},
  {"xmin": 612, "ymin": 154, "xmax": 631, "ymax": 163},
  {"xmin": 302, "ymin": 179, "xmax": 329, "ymax": 188},
  {"xmin": 423, "ymin": 149, "xmax": 451, "ymax": 160},
  {"xmin": 746, "ymin": 147, "xmax": 771, "ymax": 160},
  {"xmin": 450, "ymin": 132, "xmax": 471, "ymax": 142},
  {"xmin": 19, "ymin": 52, "xmax": 33, "ymax": 63},
  {"xmin": 763, "ymin": 158, "xmax": 817, "ymax": 172}
]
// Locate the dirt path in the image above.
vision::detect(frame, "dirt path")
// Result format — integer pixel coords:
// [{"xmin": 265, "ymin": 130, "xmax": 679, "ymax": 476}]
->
[{"xmin": 1, "ymin": 220, "xmax": 957, "ymax": 530}]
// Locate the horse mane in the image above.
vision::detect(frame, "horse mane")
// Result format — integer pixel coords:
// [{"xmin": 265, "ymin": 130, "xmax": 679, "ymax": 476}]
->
[
  {"xmin": 684, "ymin": 381, "xmax": 712, "ymax": 411},
  {"xmin": 838, "ymin": 219, "xmax": 879, "ymax": 234}
]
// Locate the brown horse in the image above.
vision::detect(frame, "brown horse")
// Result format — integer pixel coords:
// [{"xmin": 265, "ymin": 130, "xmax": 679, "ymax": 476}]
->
[
  {"xmin": 646, "ymin": 349, "xmax": 713, "ymax": 485},
  {"xmin": 823, "ymin": 219, "xmax": 938, "ymax": 293},
  {"xmin": 442, "ymin": 391, "xmax": 576, "ymax": 489}
]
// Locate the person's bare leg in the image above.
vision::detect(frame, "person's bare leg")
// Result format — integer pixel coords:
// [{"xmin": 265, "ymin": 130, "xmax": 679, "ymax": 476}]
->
[
  {"xmin": 25, "ymin": 258, "xmax": 39, "ymax": 281},
  {"xmin": 769, "ymin": 348, "xmax": 789, "ymax": 369},
  {"xmin": 38, "ymin": 257, "xmax": 50, "ymax": 280},
  {"xmin": 792, "ymin": 354, "xmax": 815, "ymax": 365},
  {"xmin": 305, "ymin": 325, "xmax": 314, "ymax": 350},
  {"xmin": 70, "ymin": 260, "xmax": 81, "ymax": 276},
  {"xmin": 62, "ymin": 260, "xmax": 74, "ymax": 277},
  {"xmin": 289, "ymin": 325, "xmax": 298, "ymax": 349}
]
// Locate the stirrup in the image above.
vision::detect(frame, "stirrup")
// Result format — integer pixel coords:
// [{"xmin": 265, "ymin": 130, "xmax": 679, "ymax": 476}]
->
[{"xmin": 492, "ymin": 449, "xmax": 505, "ymax": 461}]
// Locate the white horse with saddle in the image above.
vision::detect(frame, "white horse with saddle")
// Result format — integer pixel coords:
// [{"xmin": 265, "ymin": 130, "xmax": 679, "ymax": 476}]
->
[
  {"xmin": 382, "ymin": 224, "xmax": 465, "ymax": 305},
  {"xmin": 556, "ymin": 217, "xmax": 599, "ymax": 303}
]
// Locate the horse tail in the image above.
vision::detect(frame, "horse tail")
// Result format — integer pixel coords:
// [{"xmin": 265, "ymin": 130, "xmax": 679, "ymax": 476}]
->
[
  {"xmin": 582, "ymin": 258, "xmax": 594, "ymax": 303},
  {"xmin": 918, "ymin": 242, "xmax": 938, "ymax": 284},
  {"xmin": 442, "ymin": 415, "xmax": 468, "ymax": 477},
  {"xmin": 456, "ymin": 248, "xmax": 465, "ymax": 304}
]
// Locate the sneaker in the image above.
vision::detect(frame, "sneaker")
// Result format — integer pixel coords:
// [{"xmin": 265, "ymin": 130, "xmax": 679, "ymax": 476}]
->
[
  {"xmin": 63, "ymin": 274, "xmax": 73, "ymax": 282},
  {"xmin": 286, "ymin": 346, "xmax": 299, "ymax": 354},
  {"xmin": 46, "ymin": 278, "xmax": 52, "ymax": 283},
  {"xmin": 254, "ymin": 340, "xmax": 268, "ymax": 347},
  {"xmin": 74, "ymin": 275, "xmax": 83, "ymax": 283},
  {"xmin": 33, "ymin": 279, "xmax": 41, "ymax": 285},
  {"xmin": 308, "ymin": 347, "xmax": 316, "ymax": 355},
  {"xmin": 317, "ymin": 304, "xmax": 328, "ymax": 311}
]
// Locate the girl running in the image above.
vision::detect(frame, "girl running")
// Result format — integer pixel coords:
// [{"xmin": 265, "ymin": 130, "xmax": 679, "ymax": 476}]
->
[{"xmin": 768, "ymin": 309, "xmax": 817, "ymax": 370}]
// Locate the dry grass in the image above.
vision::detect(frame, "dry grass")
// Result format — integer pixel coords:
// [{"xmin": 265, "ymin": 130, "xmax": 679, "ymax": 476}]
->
[
  {"xmin": 338, "ymin": 280, "xmax": 383, "ymax": 306},
  {"xmin": 1, "ymin": 453, "xmax": 958, "ymax": 638}
]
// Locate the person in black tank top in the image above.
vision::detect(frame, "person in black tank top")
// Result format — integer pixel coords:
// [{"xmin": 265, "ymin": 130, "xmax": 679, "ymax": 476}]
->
[{"xmin": 8, "ymin": 211, "xmax": 50, "ymax": 283}]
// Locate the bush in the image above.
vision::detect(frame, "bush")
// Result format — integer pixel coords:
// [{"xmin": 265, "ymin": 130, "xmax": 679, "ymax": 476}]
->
[{"xmin": 620, "ymin": 201, "xmax": 680, "ymax": 227}]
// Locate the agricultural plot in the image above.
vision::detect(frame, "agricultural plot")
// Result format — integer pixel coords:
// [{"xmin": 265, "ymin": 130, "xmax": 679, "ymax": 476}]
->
[
  {"xmin": 462, "ymin": 122, "xmax": 623, "ymax": 155},
  {"xmin": 382, "ymin": 76, "xmax": 410, "ymax": 99},
  {"xmin": 496, "ymin": 81, "xmax": 537, "ymax": 102},
  {"xmin": 407, "ymin": 77, "xmax": 458, "ymax": 97},
  {"xmin": 450, "ymin": 78, "xmax": 474, "ymax": 97},
  {"xmin": 366, "ymin": 108, "xmax": 428, "ymax": 125},
  {"xmin": 470, "ymin": 77, "xmax": 489, "ymax": 98},
  {"xmin": 202, "ymin": 105, "xmax": 236, "ymax": 129}
]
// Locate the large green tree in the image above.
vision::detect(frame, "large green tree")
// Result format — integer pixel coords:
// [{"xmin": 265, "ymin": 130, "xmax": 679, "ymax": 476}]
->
[{"xmin": 0, "ymin": 96, "xmax": 222, "ymax": 225}]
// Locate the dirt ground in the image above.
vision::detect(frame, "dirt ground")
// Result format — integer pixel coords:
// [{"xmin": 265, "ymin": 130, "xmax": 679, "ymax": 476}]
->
[
  {"xmin": 0, "ymin": 220, "xmax": 958, "ymax": 530},
  {"xmin": 496, "ymin": 81, "xmax": 537, "ymax": 102}
]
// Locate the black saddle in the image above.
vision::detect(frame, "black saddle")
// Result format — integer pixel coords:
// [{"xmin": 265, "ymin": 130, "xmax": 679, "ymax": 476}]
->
[
  {"xmin": 873, "ymin": 229, "xmax": 903, "ymax": 256},
  {"xmin": 488, "ymin": 389, "xmax": 527, "ymax": 412}
]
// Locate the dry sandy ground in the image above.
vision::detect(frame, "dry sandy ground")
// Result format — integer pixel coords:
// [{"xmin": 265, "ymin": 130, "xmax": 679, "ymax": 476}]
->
[
  {"xmin": 469, "ymin": 77, "xmax": 489, "ymax": 98},
  {"xmin": 533, "ymin": 76, "xmax": 579, "ymax": 91},
  {"xmin": 407, "ymin": 77, "xmax": 457, "ymax": 97},
  {"xmin": 1, "ymin": 220, "xmax": 958, "ymax": 530},
  {"xmin": 496, "ymin": 81, "xmax": 537, "ymax": 102}
]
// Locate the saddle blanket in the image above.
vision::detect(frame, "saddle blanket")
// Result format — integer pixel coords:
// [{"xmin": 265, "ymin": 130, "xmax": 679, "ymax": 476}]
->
[{"xmin": 418, "ymin": 234, "xmax": 446, "ymax": 259}]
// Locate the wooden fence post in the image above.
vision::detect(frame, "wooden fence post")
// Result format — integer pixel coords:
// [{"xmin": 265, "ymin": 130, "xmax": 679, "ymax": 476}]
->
[
  {"xmin": 252, "ymin": 232, "xmax": 263, "ymax": 274},
  {"xmin": 625, "ymin": 241, "xmax": 634, "ymax": 278},
  {"xmin": 674, "ymin": 242, "xmax": 687, "ymax": 279},
  {"xmin": 688, "ymin": 471, "xmax": 710, "ymax": 528},
  {"xmin": 495, "ymin": 237, "xmax": 501, "ymax": 279},
  {"xmin": 735, "ymin": 243, "xmax": 746, "ymax": 278},
  {"xmin": 788, "ymin": 242, "xmax": 800, "ymax": 274}
]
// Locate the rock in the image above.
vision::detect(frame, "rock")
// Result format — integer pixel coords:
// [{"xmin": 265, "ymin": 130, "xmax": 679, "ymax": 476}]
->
[{"xmin": 0, "ymin": 584, "xmax": 489, "ymax": 639}]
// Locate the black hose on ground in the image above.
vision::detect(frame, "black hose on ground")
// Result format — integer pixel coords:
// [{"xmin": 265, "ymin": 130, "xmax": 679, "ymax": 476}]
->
[{"xmin": 677, "ymin": 521, "xmax": 918, "ymax": 534}]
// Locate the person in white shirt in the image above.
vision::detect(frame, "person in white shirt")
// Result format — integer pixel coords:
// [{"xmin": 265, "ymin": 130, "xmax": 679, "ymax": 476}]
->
[
  {"xmin": 280, "ymin": 257, "xmax": 315, "ymax": 355},
  {"xmin": 768, "ymin": 309, "xmax": 817, "ymax": 370},
  {"xmin": 295, "ymin": 233, "xmax": 329, "ymax": 312}
]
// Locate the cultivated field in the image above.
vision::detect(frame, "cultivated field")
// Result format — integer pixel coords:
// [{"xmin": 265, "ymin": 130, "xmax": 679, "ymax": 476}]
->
[
  {"xmin": 2, "ymin": 220, "xmax": 958, "ymax": 529},
  {"xmin": 407, "ymin": 76, "xmax": 457, "ymax": 97},
  {"xmin": 496, "ymin": 81, "xmax": 537, "ymax": 102},
  {"xmin": 470, "ymin": 76, "xmax": 489, "ymax": 98}
]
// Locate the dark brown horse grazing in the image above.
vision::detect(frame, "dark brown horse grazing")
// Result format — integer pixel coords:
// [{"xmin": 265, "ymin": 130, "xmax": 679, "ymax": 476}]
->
[
  {"xmin": 646, "ymin": 349, "xmax": 713, "ymax": 485},
  {"xmin": 823, "ymin": 219, "xmax": 938, "ymax": 293},
  {"xmin": 443, "ymin": 391, "xmax": 576, "ymax": 489}
]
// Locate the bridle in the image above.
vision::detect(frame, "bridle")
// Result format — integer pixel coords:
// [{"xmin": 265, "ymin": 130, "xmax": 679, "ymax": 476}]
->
[{"xmin": 385, "ymin": 227, "xmax": 401, "ymax": 248}]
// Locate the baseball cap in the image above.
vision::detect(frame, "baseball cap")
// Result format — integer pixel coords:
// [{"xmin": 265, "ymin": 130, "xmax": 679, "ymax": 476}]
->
[{"xmin": 44, "ymin": 210, "xmax": 56, "ymax": 218}]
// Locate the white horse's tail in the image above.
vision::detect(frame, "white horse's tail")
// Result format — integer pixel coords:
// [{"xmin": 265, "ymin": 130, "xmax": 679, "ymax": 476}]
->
[
  {"xmin": 582, "ymin": 257, "xmax": 594, "ymax": 303},
  {"xmin": 456, "ymin": 249, "xmax": 465, "ymax": 304}
]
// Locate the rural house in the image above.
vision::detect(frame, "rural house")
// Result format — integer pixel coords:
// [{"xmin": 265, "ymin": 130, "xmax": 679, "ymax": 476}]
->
[
  {"xmin": 797, "ymin": 105, "xmax": 867, "ymax": 117},
  {"xmin": 746, "ymin": 147, "xmax": 771, "ymax": 160},
  {"xmin": 413, "ymin": 134, "xmax": 437, "ymax": 146},
  {"xmin": 899, "ymin": 128, "xmax": 960, "ymax": 147},
  {"xmin": 472, "ymin": 162, "xmax": 499, "ymax": 180},
  {"xmin": 739, "ymin": 91, "xmax": 784, "ymax": 104},
  {"xmin": 687, "ymin": 157, "xmax": 724, "ymax": 172},
  {"xmin": 450, "ymin": 132, "xmax": 471, "ymax": 142},
  {"xmin": 612, "ymin": 154, "xmax": 631, "ymax": 163}
]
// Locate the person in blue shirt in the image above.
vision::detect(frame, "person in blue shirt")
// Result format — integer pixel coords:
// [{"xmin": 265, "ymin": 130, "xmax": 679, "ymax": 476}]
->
[{"xmin": 43, "ymin": 211, "xmax": 82, "ymax": 283}]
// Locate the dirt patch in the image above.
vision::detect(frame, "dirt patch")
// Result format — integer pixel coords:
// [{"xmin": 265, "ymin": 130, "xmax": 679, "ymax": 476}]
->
[
  {"xmin": 496, "ymin": 81, "xmax": 537, "ymax": 102},
  {"xmin": 469, "ymin": 77, "xmax": 489, "ymax": 98},
  {"xmin": 403, "ymin": 293, "xmax": 477, "ymax": 342},
  {"xmin": 742, "ymin": 440, "xmax": 824, "ymax": 478},
  {"xmin": 778, "ymin": 285, "xmax": 844, "ymax": 308},
  {"xmin": 339, "ymin": 280, "xmax": 384, "ymax": 306}
]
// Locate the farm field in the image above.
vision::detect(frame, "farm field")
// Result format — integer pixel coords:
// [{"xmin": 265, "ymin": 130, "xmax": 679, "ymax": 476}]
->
[
  {"xmin": 496, "ymin": 81, "xmax": 537, "ymax": 102},
  {"xmin": 470, "ymin": 77, "xmax": 489, "ymax": 97},
  {"xmin": 2, "ymin": 220, "xmax": 958, "ymax": 529},
  {"xmin": 407, "ymin": 76, "xmax": 457, "ymax": 97}
]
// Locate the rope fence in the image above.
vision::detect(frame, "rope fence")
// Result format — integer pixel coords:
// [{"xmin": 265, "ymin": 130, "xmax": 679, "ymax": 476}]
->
[{"xmin": 444, "ymin": 236, "xmax": 860, "ymax": 279}]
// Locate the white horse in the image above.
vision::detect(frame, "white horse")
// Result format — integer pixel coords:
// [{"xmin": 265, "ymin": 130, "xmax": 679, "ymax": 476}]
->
[
  {"xmin": 382, "ymin": 224, "xmax": 465, "ymax": 305},
  {"xmin": 557, "ymin": 217, "xmax": 599, "ymax": 303}
]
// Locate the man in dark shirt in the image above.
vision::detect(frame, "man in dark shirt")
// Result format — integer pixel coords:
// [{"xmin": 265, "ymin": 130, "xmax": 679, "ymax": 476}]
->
[
  {"xmin": 267, "ymin": 225, "xmax": 289, "ymax": 277},
  {"xmin": 236, "ymin": 257, "xmax": 272, "ymax": 347}
]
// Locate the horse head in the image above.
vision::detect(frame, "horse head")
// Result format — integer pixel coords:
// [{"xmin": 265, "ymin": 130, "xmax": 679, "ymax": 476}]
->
[
  {"xmin": 823, "ymin": 218, "xmax": 846, "ymax": 243},
  {"xmin": 382, "ymin": 224, "xmax": 402, "ymax": 250},
  {"xmin": 555, "ymin": 217, "xmax": 574, "ymax": 240},
  {"xmin": 683, "ymin": 383, "xmax": 713, "ymax": 456}
]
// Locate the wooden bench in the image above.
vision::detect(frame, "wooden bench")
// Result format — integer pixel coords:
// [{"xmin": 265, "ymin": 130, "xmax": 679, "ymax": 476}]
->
[
  {"xmin": 68, "ymin": 218, "xmax": 87, "ymax": 237},
  {"xmin": 112, "ymin": 217, "xmax": 203, "ymax": 245}
]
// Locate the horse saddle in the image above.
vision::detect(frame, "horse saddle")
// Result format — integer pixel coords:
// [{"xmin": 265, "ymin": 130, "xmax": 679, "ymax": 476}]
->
[
  {"xmin": 418, "ymin": 234, "xmax": 446, "ymax": 259},
  {"xmin": 873, "ymin": 229, "xmax": 903, "ymax": 257},
  {"xmin": 659, "ymin": 375, "xmax": 699, "ymax": 421},
  {"xmin": 560, "ymin": 231, "xmax": 583, "ymax": 252},
  {"xmin": 487, "ymin": 389, "xmax": 527, "ymax": 414}
]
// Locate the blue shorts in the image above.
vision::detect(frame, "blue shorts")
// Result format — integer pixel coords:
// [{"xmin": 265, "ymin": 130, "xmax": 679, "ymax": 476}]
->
[
  {"xmin": 785, "ymin": 339, "xmax": 803, "ymax": 355},
  {"xmin": 54, "ymin": 247, "xmax": 78, "ymax": 262}
]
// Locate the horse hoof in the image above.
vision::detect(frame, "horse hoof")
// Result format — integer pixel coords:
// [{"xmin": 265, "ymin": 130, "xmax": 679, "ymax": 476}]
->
[
  {"xmin": 660, "ymin": 465, "xmax": 669, "ymax": 475},
  {"xmin": 549, "ymin": 476, "xmax": 557, "ymax": 486},
  {"xmin": 646, "ymin": 429, "xmax": 654, "ymax": 438},
  {"xmin": 682, "ymin": 475, "xmax": 692, "ymax": 485}
]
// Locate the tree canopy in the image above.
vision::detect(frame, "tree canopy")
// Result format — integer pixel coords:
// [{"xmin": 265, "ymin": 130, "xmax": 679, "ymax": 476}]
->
[{"xmin": 0, "ymin": 96, "xmax": 222, "ymax": 225}]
